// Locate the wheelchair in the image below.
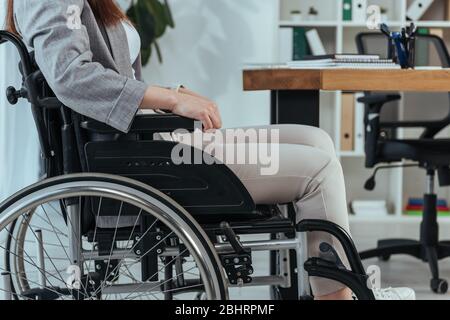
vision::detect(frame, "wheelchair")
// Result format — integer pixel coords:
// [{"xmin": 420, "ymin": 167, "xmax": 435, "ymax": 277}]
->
[{"xmin": 0, "ymin": 30, "xmax": 375, "ymax": 300}]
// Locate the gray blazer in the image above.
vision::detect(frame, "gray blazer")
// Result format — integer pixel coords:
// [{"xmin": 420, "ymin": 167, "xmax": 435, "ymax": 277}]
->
[{"xmin": 14, "ymin": 0, "xmax": 147, "ymax": 133}]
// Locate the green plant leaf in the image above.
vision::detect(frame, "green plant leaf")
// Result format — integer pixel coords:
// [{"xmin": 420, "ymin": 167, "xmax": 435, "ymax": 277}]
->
[
  {"xmin": 145, "ymin": 0, "xmax": 168, "ymax": 38},
  {"xmin": 137, "ymin": 0, "xmax": 156, "ymax": 48},
  {"xmin": 163, "ymin": 0, "xmax": 175, "ymax": 28},
  {"xmin": 141, "ymin": 46, "xmax": 152, "ymax": 66},
  {"xmin": 126, "ymin": 0, "xmax": 174, "ymax": 65},
  {"xmin": 154, "ymin": 41, "xmax": 163, "ymax": 63}
]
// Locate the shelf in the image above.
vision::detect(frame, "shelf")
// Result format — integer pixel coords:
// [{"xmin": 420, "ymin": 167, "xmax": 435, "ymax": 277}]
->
[
  {"xmin": 341, "ymin": 21, "xmax": 404, "ymax": 28},
  {"xmin": 414, "ymin": 21, "xmax": 450, "ymax": 28},
  {"xmin": 279, "ymin": 20, "xmax": 338, "ymax": 27},
  {"xmin": 279, "ymin": 21, "xmax": 450, "ymax": 29}
]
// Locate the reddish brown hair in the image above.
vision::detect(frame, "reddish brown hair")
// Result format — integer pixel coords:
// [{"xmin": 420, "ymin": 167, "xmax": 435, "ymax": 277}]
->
[{"xmin": 5, "ymin": 0, "xmax": 128, "ymax": 34}]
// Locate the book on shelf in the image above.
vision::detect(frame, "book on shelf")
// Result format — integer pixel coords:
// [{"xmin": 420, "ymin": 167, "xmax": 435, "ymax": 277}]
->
[
  {"xmin": 293, "ymin": 27, "xmax": 311, "ymax": 60},
  {"xmin": 279, "ymin": 27, "xmax": 312, "ymax": 62},
  {"xmin": 404, "ymin": 198, "xmax": 450, "ymax": 216},
  {"xmin": 279, "ymin": 28, "xmax": 294, "ymax": 63},
  {"xmin": 305, "ymin": 29, "xmax": 326, "ymax": 56},
  {"xmin": 343, "ymin": 0, "xmax": 353, "ymax": 21},
  {"xmin": 341, "ymin": 93, "xmax": 355, "ymax": 152},
  {"xmin": 446, "ymin": 0, "xmax": 450, "ymax": 21},
  {"xmin": 352, "ymin": 0, "xmax": 367, "ymax": 22},
  {"xmin": 406, "ymin": 0, "xmax": 434, "ymax": 21}
]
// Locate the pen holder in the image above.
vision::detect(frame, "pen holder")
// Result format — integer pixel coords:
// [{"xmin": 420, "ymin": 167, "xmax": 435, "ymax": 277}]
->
[
  {"xmin": 382, "ymin": 23, "xmax": 416, "ymax": 69},
  {"xmin": 389, "ymin": 36, "xmax": 416, "ymax": 69}
]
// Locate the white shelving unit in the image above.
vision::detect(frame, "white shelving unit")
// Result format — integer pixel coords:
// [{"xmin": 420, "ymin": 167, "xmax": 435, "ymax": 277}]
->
[{"xmin": 277, "ymin": 0, "xmax": 450, "ymax": 222}]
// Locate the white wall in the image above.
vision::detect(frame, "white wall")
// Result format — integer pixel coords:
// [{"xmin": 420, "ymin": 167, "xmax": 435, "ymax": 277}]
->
[{"xmin": 141, "ymin": 0, "xmax": 278, "ymax": 128}]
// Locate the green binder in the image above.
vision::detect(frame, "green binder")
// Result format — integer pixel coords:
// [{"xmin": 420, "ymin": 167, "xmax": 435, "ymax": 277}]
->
[
  {"xmin": 293, "ymin": 27, "xmax": 311, "ymax": 60},
  {"xmin": 343, "ymin": 0, "xmax": 352, "ymax": 21}
]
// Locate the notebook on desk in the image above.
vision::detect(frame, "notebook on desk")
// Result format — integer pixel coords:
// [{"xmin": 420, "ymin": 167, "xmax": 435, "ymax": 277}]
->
[{"xmin": 287, "ymin": 54, "xmax": 401, "ymax": 69}]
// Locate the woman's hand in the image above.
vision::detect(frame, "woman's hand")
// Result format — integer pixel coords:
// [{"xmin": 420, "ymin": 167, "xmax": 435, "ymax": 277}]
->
[
  {"xmin": 172, "ymin": 92, "xmax": 222, "ymax": 131},
  {"xmin": 140, "ymin": 86, "xmax": 222, "ymax": 131}
]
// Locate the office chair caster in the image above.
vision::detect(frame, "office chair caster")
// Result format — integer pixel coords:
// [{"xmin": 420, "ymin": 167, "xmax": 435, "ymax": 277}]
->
[{"xmin": 431, "ymin": 278, "xmax": 448, "ymax": 294}]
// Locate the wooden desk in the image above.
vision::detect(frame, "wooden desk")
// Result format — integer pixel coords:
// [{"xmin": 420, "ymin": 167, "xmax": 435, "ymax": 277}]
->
[{"xmin": 243, "ymin": 68, "xmax": 450, "ymax": 127}]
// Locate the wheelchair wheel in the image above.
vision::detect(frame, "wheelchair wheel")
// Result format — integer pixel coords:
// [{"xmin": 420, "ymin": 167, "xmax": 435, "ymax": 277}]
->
[{"xmin": 0, "ymin": 174, "xmax": 227, "ymax": 300}]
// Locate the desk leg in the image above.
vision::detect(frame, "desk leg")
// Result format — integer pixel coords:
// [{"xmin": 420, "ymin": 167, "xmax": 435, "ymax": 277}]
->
[{"xmin": 271, "ymin": 90, "xmax": 320, "ymax": 127}]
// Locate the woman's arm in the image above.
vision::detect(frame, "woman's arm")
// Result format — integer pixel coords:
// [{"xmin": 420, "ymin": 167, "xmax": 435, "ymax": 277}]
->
[
  {"xmin": 15, "ymin": 0, "xmax": 147, "ymax": 133},
  {"xmin": 15, "ymin": 0, "xmax": 221, "ymax": 132}
]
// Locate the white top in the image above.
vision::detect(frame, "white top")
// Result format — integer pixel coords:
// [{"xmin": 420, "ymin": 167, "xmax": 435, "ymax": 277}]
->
[
  {"xmin": 122, "ymin": 21, "xmax": 167, "ymax": 123},
  {"xmin": 121, "ymin": 21, "xmax": 141, "ymax": 77}
]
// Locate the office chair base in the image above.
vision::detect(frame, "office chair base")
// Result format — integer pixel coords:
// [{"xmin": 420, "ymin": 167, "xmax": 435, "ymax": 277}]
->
[{"xmin": 360, "ymin": 239, "xmax": 450, "ymax": 294}]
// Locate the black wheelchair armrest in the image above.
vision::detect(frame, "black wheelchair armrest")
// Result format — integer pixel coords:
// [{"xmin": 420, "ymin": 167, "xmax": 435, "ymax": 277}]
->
[{"xmin": 81, "ymin": 113, "xmax": 196, "ymax": 134}]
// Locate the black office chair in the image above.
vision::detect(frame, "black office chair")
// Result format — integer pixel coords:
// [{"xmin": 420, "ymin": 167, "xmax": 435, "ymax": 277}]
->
[{"xmin": 356, "ymin": 32, "xmax": 450, "ymax": 294}]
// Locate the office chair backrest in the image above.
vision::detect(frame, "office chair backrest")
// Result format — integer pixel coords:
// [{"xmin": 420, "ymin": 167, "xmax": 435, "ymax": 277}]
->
[
  {"xmin": 356, "ymin": 32, "xmax": 450, "ymax": 67},
  {"xmin": 356, "ymin": 32, "xmax": 450, "ymax": 122}
]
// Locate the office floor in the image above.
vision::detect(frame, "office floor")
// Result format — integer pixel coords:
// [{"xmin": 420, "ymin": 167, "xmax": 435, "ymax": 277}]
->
[{"xmin": 229, "ymin": 229, "xmax": 450, "ymax": 300}]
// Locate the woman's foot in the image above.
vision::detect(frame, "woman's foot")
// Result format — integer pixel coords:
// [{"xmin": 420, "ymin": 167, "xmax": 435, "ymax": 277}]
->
[
  {"xmin": 372, "ymin": 287, "xmax": 416, "ymax": 300},
  {"xmin": 316, "ymin": 288, "xmax": 353, "ymax": 300},
  {"xmin": 316, "ymin": 287, "xmax": 416, "ymax": 300}
]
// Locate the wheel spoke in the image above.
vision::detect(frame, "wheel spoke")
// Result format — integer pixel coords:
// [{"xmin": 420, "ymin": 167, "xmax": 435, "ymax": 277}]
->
[{"xmin": 0, "ymin": 178, "xmax": 223, "ymax": 300}]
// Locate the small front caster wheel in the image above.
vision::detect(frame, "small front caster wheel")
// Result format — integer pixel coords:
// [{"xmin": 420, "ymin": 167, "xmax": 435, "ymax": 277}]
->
[{"xmin": 431, "ymin": 278, "xmax": 448, "ymax": 294}]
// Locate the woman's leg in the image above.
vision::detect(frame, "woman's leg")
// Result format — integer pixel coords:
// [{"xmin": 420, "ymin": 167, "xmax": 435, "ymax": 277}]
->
[
  {"xmin": 222, "ymin": 124, "xmax": 337, "ymax": 156},
  {"xmin": 175, "ymin": 125, "xmax": 351, "ymax": 298},
  {"xmin": 211, "ymin": 142, "xmax": 352, "ymax": 298}
]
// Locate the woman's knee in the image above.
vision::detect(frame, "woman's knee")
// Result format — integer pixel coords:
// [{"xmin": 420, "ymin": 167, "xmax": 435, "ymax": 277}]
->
[
  {"xmin": 306, "ymin": 126, "xmax": 336, "ymax": 156},
  {"xmin": 280, "ymin": 125, "xmax": 336, "ymax": 156},
  {"xmin": 306, "ymin": 153, "xmax": 344, "ymax": 186}
]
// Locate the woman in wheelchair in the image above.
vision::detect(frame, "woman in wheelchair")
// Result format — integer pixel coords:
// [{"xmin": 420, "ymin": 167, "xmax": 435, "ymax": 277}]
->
[{"xmin": 0, "ymin": 0, "xmax": 414, "ymax": 300}]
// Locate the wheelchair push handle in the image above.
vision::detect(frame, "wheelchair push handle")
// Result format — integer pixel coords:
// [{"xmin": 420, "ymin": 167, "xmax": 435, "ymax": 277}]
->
[{"xmin": 0, "ymin": 31, "xmax": 34, "ymax": 77}]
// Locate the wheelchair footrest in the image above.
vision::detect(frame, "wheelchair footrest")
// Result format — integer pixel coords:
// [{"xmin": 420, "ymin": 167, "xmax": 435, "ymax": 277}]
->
[{"xmin": 304, "ymin": 257, "xmax": 375, "ymax": 300}]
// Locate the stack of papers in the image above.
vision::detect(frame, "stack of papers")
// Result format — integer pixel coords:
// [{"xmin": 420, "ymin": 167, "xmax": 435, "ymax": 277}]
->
[{"xmin": 287, "ymin": 59, "xmax": 400, "ymax": 69}]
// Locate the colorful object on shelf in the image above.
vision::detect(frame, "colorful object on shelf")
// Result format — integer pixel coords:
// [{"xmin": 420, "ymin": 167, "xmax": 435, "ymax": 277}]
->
[
  {"xmin": 404, "ymin": 198, "xmax": 450, "ymax": 216},
  {"xmin": 343, "ymin": 0, "xmax": 353, "ymax": 21}
]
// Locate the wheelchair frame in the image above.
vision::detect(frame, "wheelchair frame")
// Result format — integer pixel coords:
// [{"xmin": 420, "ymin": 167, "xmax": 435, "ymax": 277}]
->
[{"xmin": 0, "ymin": 30, "xmax": 375, "ymax": 300}]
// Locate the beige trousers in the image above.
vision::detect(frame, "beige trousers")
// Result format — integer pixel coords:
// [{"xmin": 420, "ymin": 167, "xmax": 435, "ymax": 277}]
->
[{"xmin": 175, "ymin": 124, "xmax": 351, "ymax": 296}]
